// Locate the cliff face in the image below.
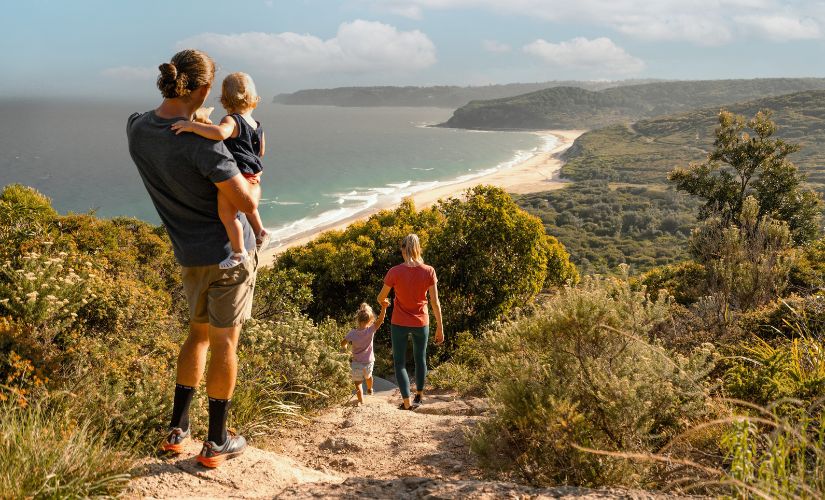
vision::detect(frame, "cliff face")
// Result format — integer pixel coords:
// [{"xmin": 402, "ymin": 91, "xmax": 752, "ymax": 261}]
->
[{"xmin": 440, "ymin": 78, "xmax": 825, "ymax": 130}]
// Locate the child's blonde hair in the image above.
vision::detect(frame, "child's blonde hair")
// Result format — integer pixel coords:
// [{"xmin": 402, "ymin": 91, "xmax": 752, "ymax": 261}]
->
[
  {"xmin": 356, "ymin": 303, "xmax": 375, "ymax": 325},
  {"xmin": 220, "ymin": 72, "xmax": 260, "ymax": 113}
]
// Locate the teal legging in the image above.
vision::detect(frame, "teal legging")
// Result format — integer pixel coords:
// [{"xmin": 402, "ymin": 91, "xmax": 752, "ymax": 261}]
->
[{"xmin": 391, "ymin": 324, "xmax": 429, "ymax": 399}]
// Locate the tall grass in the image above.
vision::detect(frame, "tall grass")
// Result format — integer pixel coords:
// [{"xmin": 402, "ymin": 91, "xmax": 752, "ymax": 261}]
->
[{"xmin": 0, "ymin": 402, "xmax": 133, "ymax": 498}]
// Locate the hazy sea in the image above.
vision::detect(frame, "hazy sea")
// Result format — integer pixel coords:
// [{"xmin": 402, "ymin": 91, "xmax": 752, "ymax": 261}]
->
[{"xmin": 0, "ymin": 99, "xmax": 549, "ymax": 243}]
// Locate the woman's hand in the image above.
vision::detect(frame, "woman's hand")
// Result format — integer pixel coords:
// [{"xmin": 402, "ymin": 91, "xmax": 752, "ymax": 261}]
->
[
  {"xmin": 171, "ymin": 120, "xmax": 196, "ymax": 135},
  {"xmin": 434, "ymin": 324, "xmax": 445, "ymax": 345},
  {"xmin": 380, "ymin": 298, "xmax": 391, "ymax": 309}
]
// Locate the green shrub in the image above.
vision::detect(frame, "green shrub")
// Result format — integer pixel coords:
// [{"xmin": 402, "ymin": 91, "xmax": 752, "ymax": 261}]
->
[
  {"xmin": 464, "ymin": 276, "xmax": 716, "ymax": 487},
  {"xmin": 639, "ymin": 260, "xmax": 707, "ymax": 305},
  {"xmin": 0, "ymin": 402, "xmax": 133, "ymax": 498},
  {"xmin": 232, "ymin": 315, "xmax": 350, "ymax": 435}
]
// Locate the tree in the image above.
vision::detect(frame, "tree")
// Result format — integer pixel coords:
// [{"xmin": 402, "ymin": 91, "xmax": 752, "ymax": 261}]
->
[
  {"xmin": 668, "ymin": 110, "xmax": 822, "ymax": 245},
  {"xmin": 428, "ymin": 186, "xmax": 578, "ymax": 335}
]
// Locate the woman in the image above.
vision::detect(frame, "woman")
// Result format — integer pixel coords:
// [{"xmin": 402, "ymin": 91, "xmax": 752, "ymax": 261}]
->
[{"xmin": 377, "ymin": 234, "xmax": 444, "ymax": 410}]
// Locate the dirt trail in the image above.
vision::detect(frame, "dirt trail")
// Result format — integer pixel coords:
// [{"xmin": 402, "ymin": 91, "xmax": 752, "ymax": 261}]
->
[{"xmin": 129, "ymin": 380, "xmax": 687, "ymax": 499}]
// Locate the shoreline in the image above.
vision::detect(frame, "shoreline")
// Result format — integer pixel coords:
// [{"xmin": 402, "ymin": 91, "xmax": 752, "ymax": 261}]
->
[{"xmin": 259, "ymin": 129, "xmax": 585, "ymax": 268}]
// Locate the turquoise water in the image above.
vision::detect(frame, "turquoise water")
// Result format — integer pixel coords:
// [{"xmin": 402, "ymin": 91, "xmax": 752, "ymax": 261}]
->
[{"xmin": 0, "ymin": 100, "xmax": 544, "ymax": 242}]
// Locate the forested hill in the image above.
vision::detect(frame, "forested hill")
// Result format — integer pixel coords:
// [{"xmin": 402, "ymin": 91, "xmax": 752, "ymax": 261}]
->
[
  {"xmin": 562, "ymin": 89, "xmax": 825, "ymax": 191},
  {"xmin": 440, "ymin": 78, "xmax": 825, "ymax": 130},
  {"xmin": 271, "ymin": 80, "xmax": 660, "ymax": 108}
]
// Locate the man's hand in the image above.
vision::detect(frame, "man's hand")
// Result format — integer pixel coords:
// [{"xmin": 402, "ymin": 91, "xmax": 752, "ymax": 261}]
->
[
  {"xmin": 434, "ymin": 324, "xmax": 445, "ymax": 345},
  {"xmin": 171, "ymin": 120, "xmax": 196, "ymax": 135}
]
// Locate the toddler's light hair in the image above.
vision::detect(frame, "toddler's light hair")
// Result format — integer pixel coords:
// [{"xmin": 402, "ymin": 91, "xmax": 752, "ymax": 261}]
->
[
  {"xmin": 220, "ymin": 72, "xmax": 260, "ymax": 114},
  {"xmin": 356, "ymin": 302, "xmax": 375, "ymax": 325}
]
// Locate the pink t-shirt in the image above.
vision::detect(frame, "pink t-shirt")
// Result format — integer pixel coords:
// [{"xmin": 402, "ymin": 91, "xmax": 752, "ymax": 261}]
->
[
  {"xmin": 384, "ymin": 263, "xmax": 437, "ymax": 327},
  {"xmin": 345, "ymin": 323, "xmax": 379, "ymax": 363}
]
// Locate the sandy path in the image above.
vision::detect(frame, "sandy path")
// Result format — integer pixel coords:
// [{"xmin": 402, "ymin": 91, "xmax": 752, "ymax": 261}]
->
[
  {"xmin": 128, "ymin": 380, "xmax": 693, "ymax": 499},
  {"xmin": 258, "ymin": 129, "xmax": 585, "ymax": 267}
]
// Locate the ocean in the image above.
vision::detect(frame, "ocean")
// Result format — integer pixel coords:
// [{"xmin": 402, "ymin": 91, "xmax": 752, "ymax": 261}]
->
[{"xmin": 0, "ymin": 99, "xmax": 549, "ymax": 243}]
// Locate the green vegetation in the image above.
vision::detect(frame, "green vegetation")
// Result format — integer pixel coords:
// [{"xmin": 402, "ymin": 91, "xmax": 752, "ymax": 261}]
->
[
  {"xmin": 0, "ymin": 185, "xmax": 350, "ymax": 498},
  {"xmin": 432, "ymin": 111, "xmax": 825, "ymax": 497},
  {"xmin": 277, "ymin": 186, "xmax": 578, "ymax": 342},
  {"xmin": 442, "ymin": 78, "xmax": 825, "ymax": 130},
  {"xmin": 515, "ymin": 182, "xmax": 696, "ymax": 274},
  {"xmin": 517, "ymin": 96, "xmax": 825, "ymax": 275},
  {"xmin": 670, "ymin": 110, "xmax": 822, "ymax": 244},
  {"xmin": 562, "ymin": 90, "xmax": 825, "ymax": 193}
]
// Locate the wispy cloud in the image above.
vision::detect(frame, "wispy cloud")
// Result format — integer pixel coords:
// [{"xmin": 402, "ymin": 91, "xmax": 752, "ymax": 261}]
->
[
  {"xmin": 482, "ymin": 40, "xmax": 511, "ymax": 53},
  {"xmin": 369, "ymin": 1, "xmax": 824, "ymax": 45},
  {"xmin": 523, "ymin": 37, "xmax": 645, "ymax": 76},
  {"xmin": 177, "ymin": 20, "xmax": 436, "ymax": 76}
]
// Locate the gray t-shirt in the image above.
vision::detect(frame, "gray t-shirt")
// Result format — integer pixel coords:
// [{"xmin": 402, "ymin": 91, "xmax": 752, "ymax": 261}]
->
[{"xmin": 127, "ymin": 110, "xmax": 256, "ymax": 267}]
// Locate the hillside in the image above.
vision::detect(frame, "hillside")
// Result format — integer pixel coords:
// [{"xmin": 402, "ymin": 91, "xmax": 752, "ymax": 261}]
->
[
  {"xmin": 562, "ymin": 89, "xmax": 825, "ymax": 191},
  {"xmin": 271, "ymin": 80, "xmax": 661, "ymax": 108},
  {"xmin": 514, "ymin": 90, "xmax": 825, "ymax": 274},
  {"xmin": 441, "ymin": 78, "xmax": 825, "ymax": 130}
]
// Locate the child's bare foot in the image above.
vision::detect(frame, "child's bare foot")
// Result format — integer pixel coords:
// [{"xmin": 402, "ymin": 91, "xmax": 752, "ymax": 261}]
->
[{"xmin": 219, "ymin": 251, "xmax": 248, "ymax": 270}]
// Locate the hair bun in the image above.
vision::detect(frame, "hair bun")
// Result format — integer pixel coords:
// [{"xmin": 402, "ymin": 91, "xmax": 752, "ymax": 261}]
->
[{"xmin": 158, "ymin": 62, "xmax": 177, "ymax": 80}]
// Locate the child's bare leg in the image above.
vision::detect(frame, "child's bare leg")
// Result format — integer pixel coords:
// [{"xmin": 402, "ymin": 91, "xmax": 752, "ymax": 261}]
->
[
  {"xmin": 365, "ymin": 376, "xmax": 374, "ymax": 394},
  {"xmin": 218, "ymin": 191, "xmax": 247, "ymax": 268},
  {"xmin": 354, "ymin": 382, "xmax": 364, "ymax": 404},
  {"xmin": 246, "ymin": 209, "xmax": 269, "ymax": 244}
]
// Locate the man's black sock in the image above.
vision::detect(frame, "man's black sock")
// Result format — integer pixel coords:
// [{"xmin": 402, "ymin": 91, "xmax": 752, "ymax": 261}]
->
[
  {"xmin": 208, "ymin": 397, "xmax": 231, "ymax": 445},
  {"xmin": 170, "ymin": 384, "xmax": 195, "ymax": 431}
]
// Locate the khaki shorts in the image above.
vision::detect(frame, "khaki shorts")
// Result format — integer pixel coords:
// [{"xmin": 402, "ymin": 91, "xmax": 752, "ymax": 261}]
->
[{"xmin": 181, "ymin": 249, "xmax": 258, "ymax": 328}]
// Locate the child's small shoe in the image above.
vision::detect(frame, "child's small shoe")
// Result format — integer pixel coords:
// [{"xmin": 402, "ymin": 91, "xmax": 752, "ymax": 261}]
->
[
  {"xmin": 256, "ymin": 229, "xmax": 271, "ymax": 250},
  {"xmin": 219, "ymin": 251, "xmax": 248, "ymax": 270},
  {"xmin": 367, "ymin": 389, "xmax": 374, "ymax": 395}
]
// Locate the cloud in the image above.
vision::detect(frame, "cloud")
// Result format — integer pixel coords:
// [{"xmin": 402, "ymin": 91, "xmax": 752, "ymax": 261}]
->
[
  {"xmin": 482, "ymin": 40, "xmax": 511, "ymax": 53},
  {"xmin": 370, "ymin": 1, "xmax": 825, "ymax": 44},
  {"xmin": 177, "ymin": 20, "xmax": 436, "ymax": 77},
  {"xmin": 100, "ymin": 66, "xmax": 156, "ymax": 81},
  {"xmin": 388, "ymin": 5, "xmax": 423, "ymax": 19},
  {"xmin": 734, "ymin": 14, "xmax": 821, "ymax": 40},
  {"xmin": 523, "ymin": 37, "xmax": 645, "ymax": 75}
]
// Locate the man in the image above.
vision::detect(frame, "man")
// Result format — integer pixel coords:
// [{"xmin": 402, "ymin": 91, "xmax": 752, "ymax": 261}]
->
[{"xmin": 127, "ymin": 49, "xmax": 259, "ymax": 467}]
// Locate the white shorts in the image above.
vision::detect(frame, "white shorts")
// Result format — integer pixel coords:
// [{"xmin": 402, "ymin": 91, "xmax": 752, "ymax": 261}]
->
[{"xmin": 351, "ymin": 361, "xmax": 374, "ymax": 382}]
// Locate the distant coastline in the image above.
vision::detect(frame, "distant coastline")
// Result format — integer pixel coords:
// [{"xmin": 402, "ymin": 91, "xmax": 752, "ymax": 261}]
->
[{"xmin": 258, "ymin": 129, "xmax": 585, "ymax": 267}]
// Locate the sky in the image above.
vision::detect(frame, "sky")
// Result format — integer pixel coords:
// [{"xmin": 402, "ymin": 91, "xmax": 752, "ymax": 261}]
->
[{"xmin": 3, "ymin": 0, "xmax": 825, "ymax": 99}]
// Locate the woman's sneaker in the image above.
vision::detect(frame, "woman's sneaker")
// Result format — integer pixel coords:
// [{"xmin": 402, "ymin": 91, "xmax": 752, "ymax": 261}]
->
[
  {"xmin": 413, "ymin": 393, "xmax": 423, "ymax": 405},
  {"xmin": 159, "ymin": 427, "xmax": 190, "ymax": 454},
  {"xmin": 196, "ymin": 431, "xmax": 247, "ymax": 468}
]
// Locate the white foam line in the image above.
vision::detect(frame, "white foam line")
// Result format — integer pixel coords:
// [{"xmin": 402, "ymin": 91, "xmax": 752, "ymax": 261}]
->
[{"xmin": 266, "ymin": 133, "xmax": 558, "ymax": 244}]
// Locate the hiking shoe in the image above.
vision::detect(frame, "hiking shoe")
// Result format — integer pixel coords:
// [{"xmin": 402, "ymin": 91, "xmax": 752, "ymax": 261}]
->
[
  {"xmin": 399, "ymin": 402, "xmax": 420, "ymax": 411},
  {"xmin": 196, "ymin": 430, "xmax": 247, "ymax": 468},
  {"xmin": 413, "ymin": 393, "xmax": 423, "ymax": 405},
  {"xmin": 159, "ymin": 427, "xmax": 190, "ymax": 454}
]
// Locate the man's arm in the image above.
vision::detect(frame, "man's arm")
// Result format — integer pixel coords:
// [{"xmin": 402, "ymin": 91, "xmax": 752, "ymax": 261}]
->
[
  {"xmin": 214, "ymin": 174, "xmax": 261, "ymax": 214},
  {"xmin": 172, "ymin": 115, "xmax": 237, "ymax": 140}
]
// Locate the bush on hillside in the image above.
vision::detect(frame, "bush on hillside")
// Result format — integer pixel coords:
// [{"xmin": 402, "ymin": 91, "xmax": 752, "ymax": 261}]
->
[{"xmin": 436, "ymin": 276, "xmax": 717, "ymax": 487}]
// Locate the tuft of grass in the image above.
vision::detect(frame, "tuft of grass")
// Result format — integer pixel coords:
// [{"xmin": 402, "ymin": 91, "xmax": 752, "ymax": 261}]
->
[{"xmin": 0, "ymin": 402, "xmax": 134, "ymax": 498}]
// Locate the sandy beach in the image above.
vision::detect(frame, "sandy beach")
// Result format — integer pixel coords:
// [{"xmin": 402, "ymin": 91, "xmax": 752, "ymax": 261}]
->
[{"xmin": 259, "ymin": 129, "xmax": 585, "ymax": 267}]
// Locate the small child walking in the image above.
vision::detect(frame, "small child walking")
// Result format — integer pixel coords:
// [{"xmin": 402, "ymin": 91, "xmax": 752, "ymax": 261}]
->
[
  {"xmin": 341, "ymin": 300, "xmax": 388, "ymax": 404},
  {"xmin": 172, "ymin": 72, "xmax": 269, "ymax": 269}
]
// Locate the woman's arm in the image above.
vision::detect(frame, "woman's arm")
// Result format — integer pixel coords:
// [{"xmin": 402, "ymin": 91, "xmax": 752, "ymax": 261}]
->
[
  {"xmin": 377, "ymin": 284, "xmax": 391, "ymax": 306},
  {"xmin": 429, "ymin": 282, "xmax": 444, "ymax": 345},
  {"xmin": 171, "ymin": 115, "xmax": 237, "ymax": 140}
]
